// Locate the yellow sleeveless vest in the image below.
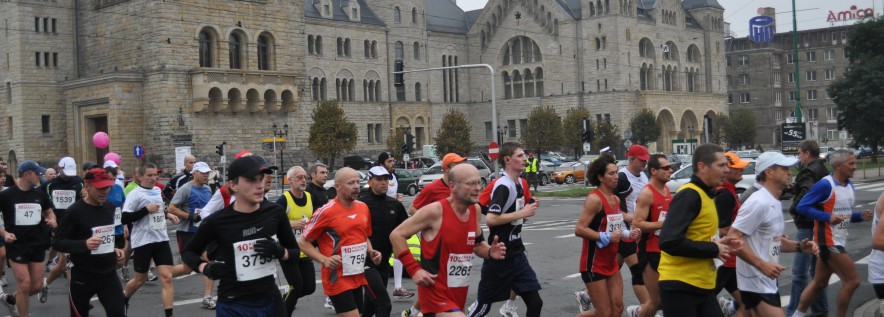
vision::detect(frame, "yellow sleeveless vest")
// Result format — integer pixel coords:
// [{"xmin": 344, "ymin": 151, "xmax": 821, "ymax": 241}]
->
[
  {"xmin": 658, "ymin": 182, "xmax": 720, "ymax": 290},
  {"xmin": 284, "ymin": 191, "xmax": 313, "ymax": 258}
]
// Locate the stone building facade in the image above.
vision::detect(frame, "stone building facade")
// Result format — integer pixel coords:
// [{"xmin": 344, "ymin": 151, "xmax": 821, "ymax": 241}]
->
[
  {"xmin": 726, "ymin": 23, "xmax": 852, "ymax": 150},
  {"xmin": 0, "ymin": 0, "xmax": 727, "ymax": 173}
]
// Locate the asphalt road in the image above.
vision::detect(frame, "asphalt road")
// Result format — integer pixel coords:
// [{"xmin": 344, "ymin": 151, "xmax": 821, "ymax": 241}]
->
[{"xmin": 9, "ymin": 179, "xmax": 884, "ymax": 317}]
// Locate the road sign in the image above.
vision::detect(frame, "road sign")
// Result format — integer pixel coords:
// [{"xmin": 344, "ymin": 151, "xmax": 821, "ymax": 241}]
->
[
  {"xmin": 403, "ymin": 153, "xmax": 410, "ymax": 163},
  {"xmin": 583, "ymin": 143, "xmax": 591, "ymax": 152},
  {"xmin": 133, "ymin": 145, "xmax": 145, "ymax": 159},
  {"xmin": 488, "ymin": 142, "xmax": 500, "ymax": 160}
]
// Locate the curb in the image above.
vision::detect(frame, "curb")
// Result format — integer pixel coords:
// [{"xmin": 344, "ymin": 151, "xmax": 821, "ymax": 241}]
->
[{"xmin": 856, "ymin": 299, "xmax": 879, "ymax": 317}]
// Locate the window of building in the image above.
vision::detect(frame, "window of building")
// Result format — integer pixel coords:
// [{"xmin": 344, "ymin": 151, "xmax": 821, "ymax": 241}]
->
[
  {"xmin": 740, "ymin": 92, "xmax": 750, "ymax": 103},
  {"xmin": 806, "ymin": 70, "xmax": 817, "ymax": 81},
  {"xmin": 826, "ymin": 90, "xmax": 832, "ymax": 99},
  {"xmin": 51, "ymin": 18, "xmax": 56, "ymax": 33},
  {"xmin": 773, "ymin": 72, "xmax": 781, "ymax": 83},
  {"xmin": 808, "ymin": 90, "xmax": 817, "ymax": 100},
  {"xmin": 738, "ymin": 73, "xmax": 749, "ymax": 85},
  {"xmin": 662, "ymin": 41, "xmax": 678, "ymax": 60},
  {"xmin": 394, "ymin": 7, "xmax": 401, "ymax": 24},
  {"xmin": 308, "ymin": 35, "xmax": 315, "ymax": 55},
  {"xmin": 367, "ymin": 124, "xmax": 375, "ymax": 143},
  {"xmin": 775, "ymin": 91, "xmax": 782, "ymax": 103},
  {"xmin": 844, "ymin": 48, "xmax": 850, "ymax": 59},
  {"xmin": 315, "ymin": 36, "xmax": 323, "ymax": 55},
  {"xmin": 364, "ymin": 40, "xmax": 370, "ymax": 58},
  {"xmin": 44, "ymin": 52, "xmax": 50, "ymax": 67},
  {"xmin": 41, "ymin": 115, "xmax": 50, "ymax": 134},
  {"xmin": 35, "ymin": 52, "xmax": 40, "ymax": 66},
  {"xmin": 414, "ymin": 83, "xmax": 421, "ymax": 101},
  {"xmin": 324, "ymin": 4, "xmax": 330, "ymax": 16},
  {"xmin": 808, "ymin": 108, "xmax": 818, "ymax": 120},
  {"xmin": 726, "ymin": 56, "xmax": 731, "ymax": 67},
  {"xmin": 787, "ymin": 72, "xmax": 795, "ymax": 83},
  {"xmin": 687, "ymin": 45, "xmax": 701, "ymax": 63},
  {"xmin": 507, "ymin": 120, "xmax": 516, "ymax": 138},
  {"xmin": 413, "ymin": 42, "xmax": 420, "ymax": 60},
  {"xmin": 198, "ymin": 30, "xmax": 214, "ymax": 67},
  {"xmin": 34, "ymin": 17, "xmax": 39, "ymax": 32},
  {"xmin": 229, "ymin": 33, "xmax": 243, "ymax": 69},
  {"xmin": 727, "ymin": 94, "xmax": 733, "ymax": 104},
  {"xmin": 775, "ymin": 111, "xmax": 783, "ymax": 122},
  {"xmin": 412, "ymin": 8, "xmax": 417, "ymax": 24},
  {"xmin": 824, "ymin": 49, "xmax": 834, "ymax": 60},
  {"xmin": 772, "ymin": 54, "xmax": 781, "ymax": 64},
  {"xmin": 337, "ymin": 38, "xmax": 343, "ymax": 57},
  {"xmin": 5, "ymin": 82, "xmax": 10, "ymax": 105},
  {"xmin": 257, "ymin": 34, "xmax": 272, "ymax": 70},
  {"xmin": 371, "ymin": 41, "xmax": 377, "ymax": 58},
  {"xmin": 52, "ymin": 52, "xmax": 57, "ymax": 67},
  {"xmin": 375, "ymin": 124, "xmax": 382, "ymax": 142},
  {"xmin": 639, "ymin": 38, "xmax": 655, "ymax": 58},
  {"xmin": 738, "ymin": 55, "xmax": 748, "ymax": 66},
  {"xmin": 43, "ymin": 18, "xmax": 48, "ymax": 34},
  {"xmin": 805, "ymin": 51, "xmax": 816, "ymax": 62},
  {"xmin": 395, "ymin": 41, "xmax": 403, "ymax": 60},
  {"xmin": 485, "ymin": 121, "xmax": 492, "ymax": 140},
  {"xmin": 788, "ymin": 91, "xmax": 797, "ymax": 102},
  {"xmin": 827, "ymin": 108, "xmax": 838, "ymax": 120},
  {"xmin": 786, "ymin": 54, "xmax": 794, "ymax": 64},
  {"xmin": 519, "ymin": 119, "xmax": 528, "ymax": 136},
  {"xmin": 827, "ymin": 129, "xmax": 839, "ymax": 141}
]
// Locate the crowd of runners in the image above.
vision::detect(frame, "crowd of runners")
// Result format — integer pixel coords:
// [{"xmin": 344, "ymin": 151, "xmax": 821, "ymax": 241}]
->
[{"xmin": 0, "ymin": 138, "xmax": 883, "ymax": 317}]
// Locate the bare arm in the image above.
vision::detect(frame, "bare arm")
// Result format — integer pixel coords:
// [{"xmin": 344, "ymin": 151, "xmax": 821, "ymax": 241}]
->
[
  {"xmin": 391, "ymin": 203, "xmax": 441, "ymax": 256},
  {"xmin": 632, "ymin": 188, "xmax": 660, "ymax": 233},
  {"xmin": 575, "ymin": 194, "xmax": 603, "ymax": 241},
  {"xmin": 407, "ymin": 205, "xmax": 418, "ymax": 216},
  {"xmin": 727, "ymin": 228, "xmax": 783, "ymax": 279},
  {"xmin": 167, "ymin": 204, "xmax": 190, "ymax": 220},
  {"xmin": 874, "ymin": 193, "xmax": 884, "ymax": 251}
]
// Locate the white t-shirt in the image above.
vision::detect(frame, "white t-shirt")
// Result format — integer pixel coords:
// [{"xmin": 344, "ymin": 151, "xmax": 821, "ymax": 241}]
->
[
  {"xmin": 869, "ymin": 207, "xmax": 884, "ymax": 284},
  {"xmin": 386, "ymin": 172, "xmax": 398, "ymax": 199},
  {"xmin": 619, "ymin": 167, "xmax": 648, "ymax": 214},
  {"xmin": 732, "ymin": 186, "xmax": 785, "ymax": 294},
  {"xmin": 123, "ymin": 186, "xmax": 169, "ymax": 248},
  {"xmin": 201, "ymin": 188, "xmax": 228, "ymax": 219}
]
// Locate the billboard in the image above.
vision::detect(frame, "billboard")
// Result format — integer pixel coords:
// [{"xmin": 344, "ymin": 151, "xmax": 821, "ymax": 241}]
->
[{"xmin": 781, "ymin": 122, "xmax": 806, "ymax": 155}]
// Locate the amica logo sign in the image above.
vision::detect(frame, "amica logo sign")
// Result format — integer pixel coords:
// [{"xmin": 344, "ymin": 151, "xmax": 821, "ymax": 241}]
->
[{"xmin": 826, "ymin": 5, "xmax": 875, "ymax": 22}]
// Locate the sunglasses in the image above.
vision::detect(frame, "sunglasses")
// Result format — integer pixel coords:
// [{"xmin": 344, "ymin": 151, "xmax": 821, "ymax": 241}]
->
[{"xmin": 657, "ymin": 165, "xmax": 672, "ymax": 171}]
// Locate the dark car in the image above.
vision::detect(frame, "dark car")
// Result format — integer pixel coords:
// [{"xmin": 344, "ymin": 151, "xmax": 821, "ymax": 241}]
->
[
  {"xmin": 343, "ymin": 155, "xmax": 374, "ymax": 170},
  {"xmin": 394, "ymin": 169, "xmax": 422, "ymax": 196}
]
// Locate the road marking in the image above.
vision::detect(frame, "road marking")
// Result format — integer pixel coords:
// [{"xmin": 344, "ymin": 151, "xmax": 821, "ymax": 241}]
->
[
  {"xmin": 555, "ymin": 234, "xmax": 576, "ymax": 238},
  {"xmin": 857, "ymin": 254, "xmax": 872, "ymax": 265},
  {"xmin": 785, "ymin": 219, "xmax": 794, "ymax": 223},
  {"xmin": 855, "ymin": 183, "xmax": 884, "ymax": 191},
  {"xmin": 563, "ymin": 273, "xmax": 582, "ymax": 279}
]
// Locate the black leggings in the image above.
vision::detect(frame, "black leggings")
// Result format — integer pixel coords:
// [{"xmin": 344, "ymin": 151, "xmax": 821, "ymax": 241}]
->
[
  {"xmin": 363, "ymin": 265, "xmax": 392, "ymax": 317},
  {"xmin": 69, "ymin": 268, "xmax": 126, "ymax": 317},
  {"xmin": 659, "ymin": 284, "xmax": 723, "ymax": 317},
  {"xmin": 280, "ymin": 257, "xmax": 317, "ymax": 315},
  {"xmin": 467, "ymin": 290, "xmax": 543, "ymax": 317}
]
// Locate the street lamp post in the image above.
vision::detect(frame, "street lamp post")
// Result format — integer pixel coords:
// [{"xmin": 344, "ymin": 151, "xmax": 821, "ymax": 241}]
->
[
  {"xmin": 272, "ymin": 122, "xmax": 289, "ymax": 193},
  {"xmin": 688, "ymin": 125, "xmax": 696, "ymax": 152},
  {"xmin": 497, "ymin": 125, "xmax": 508, "ymax": 145}
]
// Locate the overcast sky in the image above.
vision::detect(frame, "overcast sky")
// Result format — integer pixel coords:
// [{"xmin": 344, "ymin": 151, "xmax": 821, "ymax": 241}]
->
[{"xmin": 456, "ymin": 0, "xmax": 882, "ymax": 36}]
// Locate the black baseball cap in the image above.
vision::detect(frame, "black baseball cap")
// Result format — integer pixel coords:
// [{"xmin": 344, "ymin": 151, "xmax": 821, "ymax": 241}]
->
[{"xmin": 227, "ymin": 156, "xmax": 277, "ymax": 180}]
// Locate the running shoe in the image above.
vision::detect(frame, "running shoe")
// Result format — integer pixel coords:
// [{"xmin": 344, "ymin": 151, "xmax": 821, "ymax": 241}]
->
[
  {"xmin": 324, "ymin": 297, "xmax": 334, "ymax": 310},
  {"xmin": 655, "ymin": 311, "xmax": 665, "ymax": 317},
  {"xmin": 0, "ymin": 273, "xmax": 7, "ymax": 287},
  {"xmin": 147, "ymin": 267, "xmax": 158, "ymax": 281},
  {"xmin": 499, "ymin": 303, "xmax": 519, "ymax": 317},
  {"xmin": 467, "ymin": 300, "xmax": 478, "ymax": 314},
  {"xmin": 626, "ymin": 305, "xmax": 641, "ymax": 317},
  {"xmin": 38, "ymin": 280, "xmax": 49, "ymax": 303},
  {"xmin": 718, "ymin": 297, "xmax": 736, "ymax": 317},
  {"xmin": 574, "ymin": 290, "xmax": 592, "ymax": 313},
  {"xmin": 401, "ymin": 307, "xmax": 423, "ymax": 317},
  {"xmin": 392, "ymin": 287, "xmax": 415, "ymax": 300},
  {"xmin": 121, "ymin": 266, "xmax": 131, "ymax": 281},
  {"xmin": 201, "ymin": 296, "xmax": 216, "ymax": 309},
  {"xmin": 0, "ymin": 293, "xmax": 18, "ymax": 317}
]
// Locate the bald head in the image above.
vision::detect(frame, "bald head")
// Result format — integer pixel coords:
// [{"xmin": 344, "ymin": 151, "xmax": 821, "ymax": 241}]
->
[
  {"xmin": 184, "ymin": 155, "xmax": 196, "ymax": 172},
  {"xmin": 448, "ymin": 163, "xmax": 481, "ymax": 205},
  {"xmin": 334, "ymin": 167, "xmax": 361, "ymax": 203},
  {"xmin": 334, "ymin": 167, "xmax": 358, "ymax": 185},
  {"xmin": 449, "ymin": 163, "xmax": 479, "ymax": 184}
]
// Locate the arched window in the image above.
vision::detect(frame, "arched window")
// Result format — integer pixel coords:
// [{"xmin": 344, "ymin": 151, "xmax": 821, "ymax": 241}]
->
[
  {"xmin": 414, "ymin": 83, "xmax": 422, "ymax": 101},
  {"xmin": 662, "ymin": 41, "xmax": 678, "ymax": 61},
  {"xmin": 395, "ymin": 41, "xmax": 404, "ymax": 60},
  {"xmin": 639, "ymin": 38, "xmax": 655, "ymax": 58},
  {"xmin": 228, "ymin": 33, "xmax": 243, "ymax": 69},
  {"xmin": 374, "ymin": 81, "xmax": 381, "ymax": 101},
  {"xmin": 371, "ymin": 41, "xmax": 378, "ymax": 58},
  {"xmin": 524, "ymin": 69, "xmax": 534, "ymax": 97},
  {"xmin": 687, "ymin": 45, "xmax": 701, "ymax": 63},
  {"xmin": 413, "ymin": 42, "xmax": 420, "ymax": 60},
  {"xmin": 344, "ymin": 38, "xmax": 351, "ymax": 57},
  {"xmin": 364, "ymin": 40, "xmax": 370, "ymax": 58},
  {"xmin": 337, "ymin": 38, "xmax": 343, "ymax": 57},
  {"xmin": 513, "ymin": 70, "xmax": 523, "ymax": 98},
  {"xmin": 198, "ymin": 29, "xmax": 214, "ymax": 68},
  {"xmin": 535, "ymin": 67, "xmax": 544, "ymax": 96},
  {"xmin": 394, "ymin": 7, "xmax": 401, "ymax": 23},
  {"xmin": 315, "ymin": 36, "xmax": 323, "ymax": 55},
  {"xmin": 412, "ymin": 8, "xmax": 417, "ymax": 24},
  {"xmin": 257, "ymin": 34, "xmax": 272, "ymax": 70},
  {"xmin": 320, "ymin": 78, "xmax": 327, "ymax": 100},
  {"xmin": 500, "ymin": 36, "xmax": 543, "ymax": 65},
  {"xmin": 312, "ymin": 77, "xmax": 320, "ymax": 101},
  {"xmin": 308, "ymin": 35, "xmax": 315, "ymax": 55},
  {"xmin": 503, "ymin": 71, "xmax": 512, "ymax": 99}
]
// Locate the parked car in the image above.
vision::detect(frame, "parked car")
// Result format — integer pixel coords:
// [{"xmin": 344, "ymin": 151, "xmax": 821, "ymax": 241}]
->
[
  {"xmin": 819, "ymin": 146, "xmax": 837, "ymax": 160},
  {"xmin": 324, "ymin": 169, "xmax": 369, "ymax": 198},
  {"xmin": 666, "ymin": 161, "xmax": 757, "ymax": 194},
  {"xmin": 417, "ymin": 164, "xmax": 443, "ymax": 190},
  {"xmin": 342, "ymin": 155, "xmax": 374, "ymax": 170},
  {"xmin": 417, "ymin": 159, "xmax": 493, "ymax": 189},
  {"xmin": 733, "ymin": 150, "xmax": 760, "ymax": 159},
  {"xmin": 394, "ymin": 169, "xmax": 422, "ymax": 196},
  {"xmin": 552, "ymin": 162, "xmax": 587, "ymax": 184},
  {"xmin": 855, "ymin": 147, "xmax": 877, "ymax": 159}
]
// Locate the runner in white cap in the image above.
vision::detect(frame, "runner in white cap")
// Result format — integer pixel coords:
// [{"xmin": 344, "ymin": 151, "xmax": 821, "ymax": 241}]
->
[{"xmin": 40, "ymin": 156, "xmax": 84, "ymax": 303}]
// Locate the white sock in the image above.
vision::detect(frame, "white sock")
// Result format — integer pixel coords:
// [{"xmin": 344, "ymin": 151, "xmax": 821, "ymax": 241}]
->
[
  {"xmin": 792, "ymin": 311, "xmax": 806, "ymax": 317},
  {"xmin": 410, "ymin": 306, "xmax": 420, "ymax": 314},
  {"xmin": 505, "ymin": 299, "xmax": 515, "ymax": 308},
  {"xmin": 393, "ymin": 258, "xmax": 404, "ymax": 289}
]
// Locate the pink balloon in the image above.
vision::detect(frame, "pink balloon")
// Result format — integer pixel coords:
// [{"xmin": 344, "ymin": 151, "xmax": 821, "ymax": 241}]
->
[
  {"xmin": 93, "ymin": 132, "xmax": 110, "ymax": 148},
  {"xmin": 104, "ymin": 152, "xmax": 121, "ymax": 166}
]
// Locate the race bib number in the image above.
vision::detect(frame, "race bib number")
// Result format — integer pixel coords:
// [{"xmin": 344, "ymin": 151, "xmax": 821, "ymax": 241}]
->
[
  {"xmin": 149, "ymin": 205, "xmax": 166, "ymax": 230},
  {"xmin": 769, "ymin": 236, "xmax": 782, "ymax": 264},
  {"xmin": 233, "ymin": 238, "xmax": 276, "ymax": 281},
  {"xmin": 655, "ymin": 211, "xmax": 668, "ymax": 236},
  {"xmin": 510, "ymin": 197, "xmax": 526, "ymax": 226},
  {"xmin": 446, "ymin": 253, "xmax": 474, "ymax": 288},
  {"xmin": 91, "ymin": 225, "xmax": 115, "ymax": 255},
  {"xmin": 341, "ymin": 242, "xmax": 367, "ymax": 276},
  {"xmin": 52, "ymin": 190, "xmax": 76, "ymax": 210},
  {"xmin": 192, "ymin": 208, "xmax": 202, "ymax": 228},
  {"xmin": 14, "ymin": 203, "xmax": 41, "ymax": 226},
  {"xmin": 114, "ymin": 207, "xmax": 122, "ymax": 226},
  {"xmin": 606, "ymin": 214, "xmax": 624, "ymax": 233},
  {"xmin": 832, "ymin": 211, "xmax": 851, "ymax": 238}
]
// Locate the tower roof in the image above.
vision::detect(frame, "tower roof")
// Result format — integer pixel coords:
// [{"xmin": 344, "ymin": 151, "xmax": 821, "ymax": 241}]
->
[{"xmin": 681, "ymin": 0, "xmax": 724, "ymax": 10}]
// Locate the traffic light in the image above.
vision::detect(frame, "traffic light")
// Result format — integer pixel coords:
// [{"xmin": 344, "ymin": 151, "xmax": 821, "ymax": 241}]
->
[
  {"xmin": 404, "ymin": 132, "xmax": 415, "ymax": 153},
  {"xmin": 394, "ymin": 60, "xmax": 405, "ymax": 87},
  {"xmin": 582, "ymin": 129, "xmax": 594, "ymax": 143},
  {"xmin": 215, "ymin": 142, "xmax": 226, "ymax": 157},
  {"xmin": 837, "ymin": 113, "xmax": 846, "ymax": 130}
]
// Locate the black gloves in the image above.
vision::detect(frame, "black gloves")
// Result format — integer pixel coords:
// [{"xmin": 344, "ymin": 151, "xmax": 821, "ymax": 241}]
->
[
  {"xmin": 202, "ymin": 261, "xmax": 231, "ymax": 280},
  {"xmin": 254, "ymin": 237, "xmax": 286, "ymax": 259}
]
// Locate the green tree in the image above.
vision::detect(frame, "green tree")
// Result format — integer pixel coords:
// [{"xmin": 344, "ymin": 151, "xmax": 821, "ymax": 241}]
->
[
  {"xmin": 562, "ymin": 107, "xmax": 592, "ymax": 158},
  {"xmin": 725, "ymin": 109, "xmax": 758, "ymax": 149},
  {"xmin": 628, "ymin": 108, "xmax": 661, "ymax": 145},
  {"xmin": 709, "ymin": 112, "xmax": 729, "ymax": 145},
  {"xmin": 386, "ymin": 128, "xmax": 406, "ymax": 159},
  {"xmin": 521, "ymin": 106, "xmax": 563, "ymax": 153},
  {"xmin": 829, "ymin": 16, "xmax": 884, "ymax": 162},
  {"xmin": 308, "ymin": 100, "xmax": 357, "ymax": 167},
  {"xmin": 593, "ymin": 120, "xmax": 621, "ymax": 154},
  {"xmin": 434, "ymin": 108, "xmax": 473, "ymax": 156}
]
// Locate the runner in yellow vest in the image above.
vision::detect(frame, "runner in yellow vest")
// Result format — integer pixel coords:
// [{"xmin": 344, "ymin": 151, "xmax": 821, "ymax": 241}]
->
[{"xmin": 274, "ymin": 166, "xmax": 316, "ymax": 316}]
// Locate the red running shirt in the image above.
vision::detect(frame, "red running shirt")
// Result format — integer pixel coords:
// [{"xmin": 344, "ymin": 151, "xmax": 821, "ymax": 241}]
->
[
  {"xmin": 418, "ymin": 199, "xmax": 479, "ymax": 314},
  {"xmin": 643, "ymin": 184, "xmax": 671, "ymax": 253},
  {"xmin": 412, "ymin": 179, "xmax": 451, "ymax": 210},
  {"xmin": 302, "ymin": 199, "xmax": 372, "ymax": 296},
  {"xmin": 579, "ymin": 190, "xmax": 620, "ymax": 276}
]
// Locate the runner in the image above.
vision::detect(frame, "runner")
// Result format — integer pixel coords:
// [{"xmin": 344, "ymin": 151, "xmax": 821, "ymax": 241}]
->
[
  {"xmin": 786, "ymin": 140, "xmax": 830, "ymax": 317},
  {"xmin": 727, "ymin": 151, "xmax": 817, "ymax": 317},
  {"xmin": 305, "ymin": 163, "xmax": 331, "ymax": 209},
  {"xmin": 0, "ymin": 160, "xmax": 57, "ymax": 317},
  {"xmin": 870, "ymin": 190, "xmax": 884, "ymax": 314},
  {"xmin": 377, "ymin": 152, "xmax": 414, "ymax": 303},
  {"xmin": 614, "ymin": 145, "xmax": 650, "ymax": 314},
  {"xmin": 202, "ymin": 151, "xmax": 253, "ymax": 217},
  {"xmin": 182, "ymin": 155, "xmax": 298, "ymax": 315},
  {"xmin": 120, "ymin": 162, "xmax": 180, "ymax": 317},
  {"xmin": 41, "ymin": 156, "xmax": 84, "ymax": 303},
  {"xmin": 629, "ymin": 154, "xmax": 672, "ymax": 317},
  {"xmin": 467, "ymin": 142, "xmax": 543, "ymax": 317},
  {"xmin": 103, "ymin": 160, "xmax": 130, "ymax": 281},
  {"xmin": 162, "ymin": 155, "xmax": 195, "ymax": 202},
  {"xmin": 390, "ymin": 163, "xmax": 506, "ymax": 317},
  {"xmin": 710, "ymin": 152, "xmax": 751, "ymax": 317},
  {"xmin": 793, "ymin": 149, "xmax": 872, "ymax": 317},
  {"xmin": 401, "ymin": 153, "xmax": 465, "ymax": 317},
  {"xmin": 657, "ymin": 144, "xmax": 741, "ymax": 317},
  {"xmin": 360, "ymin": 166, "xmax": 410, "ymax": 317},
  {"xmin": 52, "ymin": 167, "xmax": 126, "ymax": 317},
  {"xmin": 575, "ymin": 156, "xmax": 634, "ymax": 317},
  {"xmin": 298, "ymin": 167, "xmax": 383, "ymax": 317},
  {"xmin": 274, "ymin": 166, "xmax": 317, "ymax": 315},
  {"xmin": 167, "ymin": 161, "xmax": 216, "ymax": 310}
]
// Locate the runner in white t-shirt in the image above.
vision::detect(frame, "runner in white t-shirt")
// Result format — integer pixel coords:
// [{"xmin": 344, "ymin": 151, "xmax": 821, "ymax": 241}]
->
[
  {"xmin": 120, "ymin": 163, "xmax": 180, "ymax": 317},
  {"xmin": 727, "ymin": 152, "xmax": 816, "ymax": 317}
]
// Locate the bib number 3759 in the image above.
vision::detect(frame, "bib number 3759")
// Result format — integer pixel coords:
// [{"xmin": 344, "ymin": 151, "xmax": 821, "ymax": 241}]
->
[{"xmin": 233, "ymin": 238, "xmax": 276, "ymax": 281}]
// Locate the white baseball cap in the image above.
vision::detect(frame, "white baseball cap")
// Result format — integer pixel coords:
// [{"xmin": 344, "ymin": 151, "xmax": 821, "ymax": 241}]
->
[
  {"xmin": 103, "ymin": 160, "xmax": 118, "ymax": 168},
  {"xmin": 755, "ymin": 152, "xmax": 799, "ymax": 176},
  {"xmin": 58, "ymin": 157, "xmax": 77, "ymax": 177},
  {"xmin": 193, "ymin": 162, "xmax": 212, "ymax": 173},
  {"xmin": 368, "ymin": 166, "xmax": 391, "ymax": 179}
]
